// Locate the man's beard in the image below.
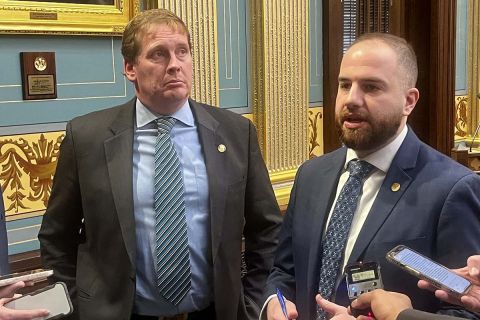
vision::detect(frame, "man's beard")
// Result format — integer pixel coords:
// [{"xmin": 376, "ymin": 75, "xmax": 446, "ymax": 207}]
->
[{"xmin": 335, "ymin": 111, "xmax": 402, "ymax": 152}]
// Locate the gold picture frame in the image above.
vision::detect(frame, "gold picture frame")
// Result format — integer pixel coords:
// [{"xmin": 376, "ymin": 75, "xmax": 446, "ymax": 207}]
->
[{"xmin": 0, "ymin": 0, "xmax": 140, "ymax": 36}]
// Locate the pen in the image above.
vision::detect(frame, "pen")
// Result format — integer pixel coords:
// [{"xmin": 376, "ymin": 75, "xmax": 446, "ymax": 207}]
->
[{"xmin": 276, "ymin": 288, "xmax": 289, "ymax": 320}]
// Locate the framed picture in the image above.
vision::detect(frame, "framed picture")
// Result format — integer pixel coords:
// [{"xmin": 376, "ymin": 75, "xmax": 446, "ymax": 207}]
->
[{"xmin": 0, "ymin": 0, "xmax": 140, "ymax": 35}]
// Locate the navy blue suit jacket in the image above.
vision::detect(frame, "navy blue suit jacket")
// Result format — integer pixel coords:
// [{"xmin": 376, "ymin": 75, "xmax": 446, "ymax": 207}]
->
[
  {"xmin": 266, "ymin": 129, "xmax": 480, "ymax": 319},
  {"xmin": 0, "ymin": 189, "xmax": 10, "ymax": 275}
]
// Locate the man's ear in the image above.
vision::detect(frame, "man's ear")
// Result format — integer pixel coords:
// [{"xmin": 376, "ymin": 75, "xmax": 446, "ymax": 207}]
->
[
  {"xmin": 123, "ymin": 59, "xmax": 136, "ymax": 82},
  {"xmin": 403, "ymin": 87, "xmax": 419, "ymax": 116}
]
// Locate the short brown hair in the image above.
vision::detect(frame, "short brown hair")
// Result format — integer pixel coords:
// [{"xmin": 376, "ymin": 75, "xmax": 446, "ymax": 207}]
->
[
  {"xmin": 351, "ymin": 33, "xmax": 418, "ymax": 88},
  {"xmin": 121, "ymin": 9, "xmax": 192, "ymax": 63}
]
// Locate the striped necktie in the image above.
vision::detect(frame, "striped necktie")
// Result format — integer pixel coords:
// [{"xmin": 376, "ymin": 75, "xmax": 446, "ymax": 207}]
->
[
  {"xmin": 153, "ymin": 116, "xmax": 191, "ymax": 305},
  {"xmin": 317, "ymin": 159, "xmax": 375, "ymax": 320}
]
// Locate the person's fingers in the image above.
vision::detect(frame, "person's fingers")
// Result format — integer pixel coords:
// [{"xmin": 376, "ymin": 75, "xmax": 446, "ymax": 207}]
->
[
  {"xmin": 351, "ymin": 291, "xmax": 374, "ymax": 309},
  {"xmin": 434, "ymin": 289, "xmax": 459, "ymax": 306},
  {"xmin": 267, "ymin": 297, "xmax": 298, "ymax": 320},
  {"xmin": 357, "ymin": 316, "xmax": 374, "ymax": 320},
  {"xmin": 316, "ymin": 294, "xmax": 347, "ymax": 315},
  {"xmin": 466, "ymin": 256, "xmax": 480, "ymax": 277},
  {"xmin": 417, "ymin": 279, "xmax": 438, "ymax": 292},
  {"xmin": 434, "ymin": 289, "xmax": 449, "ymax": 300},
  {"xmin": 285, "ymin": 300, "xmax": 298, "ymax": 319},
  {"xmin": 460, "ymin": 295, "xmax": 480, "ymax": 312},
  {"xmin": 1, "ymin": 307, "xmax": 50, "ymax": 320},
  {"xmin": 0, "ymin": 282, "xmax": 26, "ymax": 299}
]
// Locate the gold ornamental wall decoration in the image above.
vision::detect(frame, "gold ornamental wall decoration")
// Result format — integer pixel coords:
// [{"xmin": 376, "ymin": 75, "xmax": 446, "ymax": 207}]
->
[
  {"xmin": 308, "ymin": 108, "xmax": 324, "ymax": 159},
  {"xmin": 0, "ymin": 132, "xmax": 64, "ymax": 218},
  {"xmin": 455, "ymin": 96, "xmax": 469, "ymax": 138}
]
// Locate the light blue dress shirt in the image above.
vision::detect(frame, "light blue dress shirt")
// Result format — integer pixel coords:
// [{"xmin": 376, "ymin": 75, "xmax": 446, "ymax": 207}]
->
[{"xmin": 132, "ymin": 99, "xmax": 212, "ymax": 316}]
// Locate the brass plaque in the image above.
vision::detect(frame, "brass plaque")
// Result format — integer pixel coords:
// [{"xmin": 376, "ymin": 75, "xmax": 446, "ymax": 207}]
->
[
  {"xmin": 20, "ymin": 52, "xmax": 57, "ymax": 100},
  {"xmin": 27, "ymin": 75, "xmax": 55, "ymax": 95},
  {"xmin": 29, "ymin": 12, "xmax": 58, "ymax": 20}
]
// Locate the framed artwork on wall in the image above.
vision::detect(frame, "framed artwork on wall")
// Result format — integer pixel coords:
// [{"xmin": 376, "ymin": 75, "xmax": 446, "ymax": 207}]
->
[{"xmin": 0, "ymin": 0, "xmax": 139, "ymax": 35}]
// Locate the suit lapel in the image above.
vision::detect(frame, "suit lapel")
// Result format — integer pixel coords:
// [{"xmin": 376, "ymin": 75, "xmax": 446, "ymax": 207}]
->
[
  {"xmin": 189, "ymin": 100, "xmax": 225, "ymax": 264},
  {"xmin": 104, "ymin": 99, "xmax": 136, "ymax": 268},
  {"xmin": 348, "ymin": 130, "xmax": 420, "ymax": 263}
]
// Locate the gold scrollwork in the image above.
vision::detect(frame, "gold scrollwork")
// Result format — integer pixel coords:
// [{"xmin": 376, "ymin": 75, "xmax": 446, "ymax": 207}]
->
[
  {"xmin": 308, "ymin": 107, "xmax": 324, "ymax": 159},
  {"xmin": 0, "ymin": 132, "xmax": 64, "ymax": 218},
  {"xmin": 455, "ymin": 95, "xmax": 469, "ymax": 138}
]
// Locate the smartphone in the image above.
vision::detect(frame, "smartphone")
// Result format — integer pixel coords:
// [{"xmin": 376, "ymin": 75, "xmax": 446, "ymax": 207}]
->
[
  {"xmin": 5, "ymin": 282, "xmax": 73, "ymax": 319},
  {"xmin": 386, "ymin": 245, "xmax": 471, "ymax": 297},
  {"xmin": 0, "ymin": 269, "xmax": 53, "ymax": 287}
]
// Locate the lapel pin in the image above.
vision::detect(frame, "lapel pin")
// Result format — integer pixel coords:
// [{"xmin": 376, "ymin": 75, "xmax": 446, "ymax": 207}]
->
[
  {"xmin": 391, "ymin": 182, "xmax": 401, "ymax": 192},
  {"xmin": 217, "ymin": 144, "xmax": 226, "ymax": 153}
]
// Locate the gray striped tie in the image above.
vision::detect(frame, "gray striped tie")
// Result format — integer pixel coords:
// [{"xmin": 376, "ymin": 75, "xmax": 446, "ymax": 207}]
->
[{"xmin": 154, "ymin": 117, "xmax": 191, "ymax": 305}]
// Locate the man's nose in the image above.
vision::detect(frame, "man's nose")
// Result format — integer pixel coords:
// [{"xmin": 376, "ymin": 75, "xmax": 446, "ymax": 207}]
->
[
  {"xmin": 344, "ymin": 83, "xmax": 362, "ymax": 107},
  {"xmin": 167, "ymin": 54, "xmax": 181, "ymax": 72}
]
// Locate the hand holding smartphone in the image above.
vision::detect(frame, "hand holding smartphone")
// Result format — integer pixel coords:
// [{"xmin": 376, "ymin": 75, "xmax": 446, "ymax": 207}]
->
[
  {"xmin": 0, "ymin": 269, "xmax": 53, "ymax": 287},
  {"xmin": 386, "ymin": 245, "xmax": 471, "ymax": 297},
  {"xmin": 4, "ymin": 282, "xmax": 73, "ymax": 319}
]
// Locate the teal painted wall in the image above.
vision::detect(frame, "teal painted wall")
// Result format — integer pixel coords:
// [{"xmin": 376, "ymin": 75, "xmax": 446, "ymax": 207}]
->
[
  {"xmin": 456, "ymin": 0, "xmax": 468, "ymax": 94},
  {"xmin": 309, "ymin": 0, "xmax": 323, "ymax": 105},
  {"xmin": 0, "ymin": 35, "xmax": 135, "ymax": 255},
  {"xmin": 216, "ymin": 0, "xmax": 249, "ymax": 110},
  {"xmin": 0, "ymin": 35, "xmax": 135, "ymax": 126}
]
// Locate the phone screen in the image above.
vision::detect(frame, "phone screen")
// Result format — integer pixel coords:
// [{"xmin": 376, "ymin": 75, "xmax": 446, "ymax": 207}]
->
[{"xmin": 393, "ymin": 247, "xmax": 470, "ymax": 294}]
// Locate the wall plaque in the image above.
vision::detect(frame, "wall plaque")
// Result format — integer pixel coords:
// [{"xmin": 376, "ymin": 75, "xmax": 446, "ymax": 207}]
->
[{"xmin": 20, "ymin": 52, "xmax": 57, "ymax": 100}]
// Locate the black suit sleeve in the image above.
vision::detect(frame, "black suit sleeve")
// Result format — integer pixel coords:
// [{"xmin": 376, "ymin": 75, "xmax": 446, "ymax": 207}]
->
[
  {"xmin": 38, "ymin": 122, "xmax": 84, "ymax": 303},
  {"xmin": 242, "ymin": 120, "xmax": 282, "ymax": 318},
  {"xmin": 263, "ymin": 164, "xmax": 303, "ymax": 303}
]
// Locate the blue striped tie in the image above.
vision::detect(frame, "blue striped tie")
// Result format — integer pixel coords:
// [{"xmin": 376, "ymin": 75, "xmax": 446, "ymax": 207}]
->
[
  {"xmin": 154, "ymin": 117, "xmax": 191, "ymax": 305},
  {"xmin": 317, "ymin": 159, "xmax": 375, "ymax": 320}
]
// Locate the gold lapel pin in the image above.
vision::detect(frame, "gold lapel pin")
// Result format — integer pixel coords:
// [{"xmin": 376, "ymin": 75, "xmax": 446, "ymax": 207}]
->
[
  {"xmin": 391, "ymin": 182, "xmax": 401, "ymax": 192},
  {"xmin": 218, "ymin": 144, "xmax": 226, "ymax": 153}
]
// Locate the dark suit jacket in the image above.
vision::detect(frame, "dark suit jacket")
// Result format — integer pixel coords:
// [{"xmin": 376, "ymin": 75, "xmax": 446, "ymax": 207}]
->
[
  {"xmin": 398, "ymin": 309, "xmax": 465, "ymax": 320},
  {"xmin": 265, "ymin": 129, "xmax": 480, "ymax": 319},
  {"xmin": 0, "ymin": 189, "xmax": 9, "ymax": 275},
  {"xmin": 39, "ymin": 98, "xmax": 281, "ymax": 320}
]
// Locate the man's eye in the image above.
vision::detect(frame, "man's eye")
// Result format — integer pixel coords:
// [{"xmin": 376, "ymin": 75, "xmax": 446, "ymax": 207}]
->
[
  {"xmin": 339, "ymin": 83, "xmax": 351, "ymax": 90},
  {"xmin": 153, "ymin": 51, "xmax": 166, "ymax": 59},
  {"xmin": 177, "ymin": 48, "xmax": 189, "ymax": 57},
  {"xmin": 364, "ymin": 84, "xmax": 379, "ymax": 92}
]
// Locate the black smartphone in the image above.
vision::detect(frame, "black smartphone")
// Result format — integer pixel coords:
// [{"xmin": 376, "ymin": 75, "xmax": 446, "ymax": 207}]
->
[{"xmin": 386, "ymin": 245, "xmax": 471, "ymax": 297}]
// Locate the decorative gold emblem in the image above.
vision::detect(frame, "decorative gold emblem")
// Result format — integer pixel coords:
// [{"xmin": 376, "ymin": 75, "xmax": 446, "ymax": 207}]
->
[
  {"xmin": 391, "ymin": 183, "xmax": 401, "ymax": 192},
  {"xmin": 0, "ymin": 133, "xmax": 64, "ymax": 217},
  {"xmin": 217, "ymin": 144, "xmax": 226, "ymax": 153},
  {"xmin": 34, "ymin": 56, "xmax": 47, "ymax": 72}
]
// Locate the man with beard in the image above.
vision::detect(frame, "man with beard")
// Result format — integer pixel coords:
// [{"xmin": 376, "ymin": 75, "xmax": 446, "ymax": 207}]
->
[{"xmin": 262, "ymin": 33, "xmax": 480, "ymax": 320}]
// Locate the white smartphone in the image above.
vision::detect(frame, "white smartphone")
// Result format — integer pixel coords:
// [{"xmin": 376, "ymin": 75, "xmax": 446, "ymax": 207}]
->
[
  {"xmin": 0, "ymin": 269, "xmax": 53, "ymax": 287},
  {"xmin": 386, "ymin": 245, "xmax": 472, "ymax": 297},
  {"xmin": 5, "ymin": 282, "xmax": 73, "ymax": 319}
]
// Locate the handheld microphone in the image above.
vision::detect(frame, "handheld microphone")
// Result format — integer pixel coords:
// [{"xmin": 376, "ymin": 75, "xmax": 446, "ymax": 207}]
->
[{"xmin": 470, "ymin": 93, "xmax": 480, "ymax": 152}]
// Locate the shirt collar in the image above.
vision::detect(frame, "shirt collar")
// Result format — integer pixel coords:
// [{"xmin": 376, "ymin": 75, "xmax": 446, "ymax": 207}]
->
[
  {"xmin": 135, "ymin": 99, "xmax": 195, "ymax": 129},
  {"xmin": 345, "ymin": 125, "xmax": 408, "ymax": 173}
]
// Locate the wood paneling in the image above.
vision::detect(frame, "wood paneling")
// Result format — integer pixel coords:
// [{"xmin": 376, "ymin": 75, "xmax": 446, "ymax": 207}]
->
[
  {"xmin": 323, "ymin": 0, "xmax": 456, "ymax": 156},
  {"xmin": 322, "ymin": 0, "xmax": 343, "ymax": 153}
]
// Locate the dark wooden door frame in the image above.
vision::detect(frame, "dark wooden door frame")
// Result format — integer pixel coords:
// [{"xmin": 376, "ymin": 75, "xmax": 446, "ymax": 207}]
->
[{"xmin": 322, "ymin": 0, "xmax": 456, "ymax": 156}]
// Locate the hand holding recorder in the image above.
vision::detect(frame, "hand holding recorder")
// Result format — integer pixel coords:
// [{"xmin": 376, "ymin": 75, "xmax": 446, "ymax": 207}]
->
[
  {"xmin": 418, "ymin": 255, "xmax": 480, "ymax": 312},
  {"xmin": 351, "ymin": 289, "xmax": 413, "ymax": 320}
]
